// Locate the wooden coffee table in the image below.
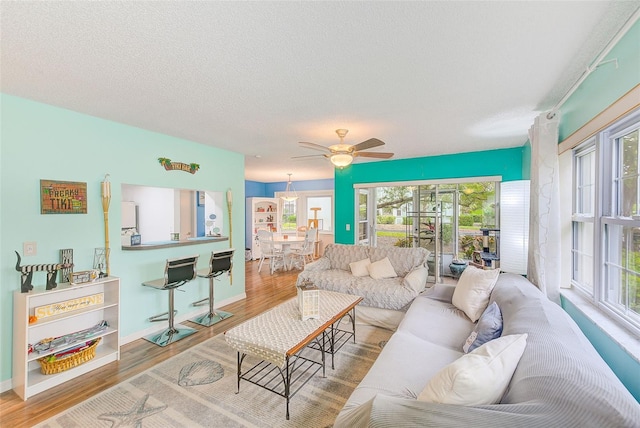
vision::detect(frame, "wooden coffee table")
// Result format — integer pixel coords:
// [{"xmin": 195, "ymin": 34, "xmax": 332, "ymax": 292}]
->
[{"xmin": 224, "ymin": 290, "xmax": 362, "ymax": 419}]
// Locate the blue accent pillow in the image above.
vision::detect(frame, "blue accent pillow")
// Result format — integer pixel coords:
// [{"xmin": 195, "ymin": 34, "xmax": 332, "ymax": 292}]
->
[{"xmin": 462, "ymin": 302, "xmax": 503, "ymax": 353}]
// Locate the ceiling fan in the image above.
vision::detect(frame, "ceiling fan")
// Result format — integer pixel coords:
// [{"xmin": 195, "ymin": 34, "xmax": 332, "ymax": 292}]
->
[{"xmin": 293, "ymin": 129, "xmax": 394, "ymax": 168}]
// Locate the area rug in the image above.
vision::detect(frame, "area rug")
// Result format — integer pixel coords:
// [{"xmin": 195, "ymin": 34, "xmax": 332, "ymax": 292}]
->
[{"xmin": 37, "ymin": 324, "xmax": 391, "ymax": 428}]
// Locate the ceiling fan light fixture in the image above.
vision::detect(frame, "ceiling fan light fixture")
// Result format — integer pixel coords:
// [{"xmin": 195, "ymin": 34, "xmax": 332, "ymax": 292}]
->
[
  {"xmin": 331, "ymin": 153, "xmax": 353, "ymax": 168},
  {"xmin": 281, "ymin": 173, "xmax": 298, "ymax": 201}
]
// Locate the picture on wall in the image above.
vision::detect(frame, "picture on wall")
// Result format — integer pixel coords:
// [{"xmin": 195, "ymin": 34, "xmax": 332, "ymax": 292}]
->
[{"xmin": 40, "ymin": 179, "xmax": 88, "ymax": 214}]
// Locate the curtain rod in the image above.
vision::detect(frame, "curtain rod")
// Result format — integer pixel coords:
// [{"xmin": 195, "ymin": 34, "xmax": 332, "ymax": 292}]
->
[{"xmin": 547, "ymin": 8, "xmax": 640, "ymax": 120}]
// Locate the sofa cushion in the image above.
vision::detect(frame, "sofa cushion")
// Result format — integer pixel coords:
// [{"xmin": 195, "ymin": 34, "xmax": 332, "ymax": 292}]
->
[
  {"xmin": 349, "ymin": 258, "xmax": 371, "ymax": 277},
  {"xmin": 340, "ymin": 331, "xmax": 463, "ymax": 413},
  {"xmin": 397, "ymin": 294, "xmax": 474, "ymax": 349},
  {"xmin": 323, "ymin": 244, "xmax": 371, "ymax": 271},
  {"xmin": 452, "ymin": 266, "xmax": 499, "ymax": 322},
  {"xmin": 402, "ymin": 266, "xmax": 429, "ymax": 293},
  {"xmin": 463, "ymin": 301, "xmax": 503, "ymax": 353},
  {"xmin": 369, "ymin": 246, "xmax": 430, "ymax": 277},
  {"xmin": 350, "ymin": 277, "xmax": 417, "ymax": 310},
  {"xmin": 297, "ymin": 269, "xmax": 355, "ymax": 294},
  {"xmin": 417, "ymin": 333, "xmax": 528, "ymax": 406},
  {"xmin": 368, "ymin": 257, "xmax": 397, "ymax": 279}
]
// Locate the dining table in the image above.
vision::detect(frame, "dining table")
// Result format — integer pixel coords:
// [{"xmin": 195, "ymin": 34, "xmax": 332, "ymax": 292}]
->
[{"xmin": 272, "ymin": 235, "xmax": 306, "ymax": 270}]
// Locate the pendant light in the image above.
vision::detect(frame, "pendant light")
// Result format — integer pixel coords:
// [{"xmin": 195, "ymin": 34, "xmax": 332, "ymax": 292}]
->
[{"xmin": 281, "ymin": 173, "xmax": 298, "ymax": 201}]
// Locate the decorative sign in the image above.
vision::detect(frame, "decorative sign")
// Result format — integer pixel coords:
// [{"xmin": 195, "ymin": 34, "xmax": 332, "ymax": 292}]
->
[
  {"xmin": 71, "ymin": 270, "xmax": 99, "ymax": 285},
  {"xmin": 158, "ymin": 157, "xmax": 200, "ymax": 174},
  {"xmin": 59, "ymin": 249, "xmax": 74, "ymax": 283},
  {"xmin": 34, "ymin": 293, "xmax": 104, "ymax": 319},
  {"xmin": 40, "ymin": 180, "xmax": 87, "ymax": 214}
]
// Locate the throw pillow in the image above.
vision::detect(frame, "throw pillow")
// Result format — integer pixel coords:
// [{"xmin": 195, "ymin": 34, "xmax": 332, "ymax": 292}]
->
[
  {"xmin": 417, "ymin": 333, "xmax": 528, "ymax": 406},
  {"xmin": 452, "ymin": 266, "xmax": 500, "ymax": 322},
  {"xmin": 462, "ymin": 302, "xmax": 503, "ymax": 353},
  {"xmin": 403, "ymin": 266, "xmax": 429, "ymax": 293},
  {"xmin": 349, "ymin": 258, "xmax": 371, "ymax": 277},
  {"xmin": 368, "ymin": 257, "xmax": 398, "ymax": 280}
]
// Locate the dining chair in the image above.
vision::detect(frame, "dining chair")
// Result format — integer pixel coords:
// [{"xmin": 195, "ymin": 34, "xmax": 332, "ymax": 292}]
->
[
  {"xmin": 257, "ymin": 230, "xmax": 285, "ymax": 274},
  {"xmin": 289, "ymin": 227, "xmax": 316, "ymax": 270},
  {"xmin": 296, "ymin": 225, "xmax": 308, "ymax": 237}
]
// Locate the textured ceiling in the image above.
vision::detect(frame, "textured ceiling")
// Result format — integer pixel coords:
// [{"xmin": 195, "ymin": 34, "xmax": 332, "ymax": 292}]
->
[{"xmin": 1, "ymin": 1, "xmax": 638, "ymax": 182}]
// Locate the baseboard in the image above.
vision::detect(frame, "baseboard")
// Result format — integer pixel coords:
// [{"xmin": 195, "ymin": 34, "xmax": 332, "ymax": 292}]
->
[
  {"xmin": 120, "ymin": 292, "xmax": 246, "ymax": 345},
  {"xmin": 0, "ymin": 378, "xmax": 12, "ymax": 394}
]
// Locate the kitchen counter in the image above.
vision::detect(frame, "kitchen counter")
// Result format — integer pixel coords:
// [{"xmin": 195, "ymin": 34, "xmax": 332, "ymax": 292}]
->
[{"xmin": 122, "ymin": 236, "xmax": 228, "ymax": 251}]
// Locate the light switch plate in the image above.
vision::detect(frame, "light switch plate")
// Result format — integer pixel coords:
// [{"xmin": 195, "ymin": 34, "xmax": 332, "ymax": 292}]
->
[
  {"xmin": 346, "ymin": 224, "xmax": 351, "ymax": 231},
  {"xmin": 23, "ymin": 241, "xmax": 37, "ymax": 256}
]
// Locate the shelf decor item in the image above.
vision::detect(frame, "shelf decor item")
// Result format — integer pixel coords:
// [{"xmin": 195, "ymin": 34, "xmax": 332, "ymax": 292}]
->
[
  {"xmin": 70, "ymin": 270, "xmax": 100, "ymax": 285},
  {"xmin": 297, "ymin": 282, "xmax": 320, "ymax": 321},
  {"xmin": 35, "ymin": 292, "xmax": 103, "ymax": 318},
  {"xmin": 15, "ymin": 251, "xmax": 73, "ymax": 292},
  {"xmin": 93, "ymin": 248, "xmax": 108, "ymax": 278},
  {"xmin": 38, "ymin": 338, "xmax": 101, "ymax": 375},
  {"xmin": 101, "ymin": 174, "xmax": 111, "ymax": 276},
  {"xmin": 59, "ymin": 249, "xmax": 73, "ymax": 283}
]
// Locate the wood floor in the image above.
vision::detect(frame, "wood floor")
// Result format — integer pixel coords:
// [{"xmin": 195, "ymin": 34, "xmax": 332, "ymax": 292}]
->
[{"xmin": 0, "ymin": 260, "xmax": 299, "ymax": 428}]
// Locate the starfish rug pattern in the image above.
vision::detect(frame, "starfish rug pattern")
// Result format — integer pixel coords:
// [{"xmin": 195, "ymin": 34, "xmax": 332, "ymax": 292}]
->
[{"xmin": 97, "ymin": 393, "xmax": 167, "ymax": 427}]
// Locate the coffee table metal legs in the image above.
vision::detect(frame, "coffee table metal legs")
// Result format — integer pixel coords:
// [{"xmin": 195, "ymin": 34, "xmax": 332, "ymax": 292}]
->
[
  {"xmin": 325, "ymin": 306, "xmax": 357, "ymax": 369},
  {"xmin": 235, "ymin": 336, "xmax": 326, "ymax": 420}
]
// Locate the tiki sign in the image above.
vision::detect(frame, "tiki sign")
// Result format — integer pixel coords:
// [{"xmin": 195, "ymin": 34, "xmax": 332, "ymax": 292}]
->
[
  {"xmin": 40, "ymin": 180, "xmax": 88, "ymax": 214},
  {"xmin": 158, "ymin": 158, "xmax": 200, "ymax": 174}
]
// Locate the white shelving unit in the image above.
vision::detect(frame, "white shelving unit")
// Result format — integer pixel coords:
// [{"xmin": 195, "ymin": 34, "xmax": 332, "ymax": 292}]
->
[
  {"xmin": 13, "ymin": 276, "xmax": 120, "ymax": 400},
  {"xmin": 246, "ymin": 197, "xmax": 279, "ymax": 260}
]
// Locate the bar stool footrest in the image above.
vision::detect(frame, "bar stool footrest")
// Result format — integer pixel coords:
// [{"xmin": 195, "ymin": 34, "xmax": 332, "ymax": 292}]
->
[
  {"xmin": 148, "ymin": 310, "xmax": 177, "ymax": 323},
  {"xmin": 192, "ymin": 297, "xmax": 209, "ymax": 307}
]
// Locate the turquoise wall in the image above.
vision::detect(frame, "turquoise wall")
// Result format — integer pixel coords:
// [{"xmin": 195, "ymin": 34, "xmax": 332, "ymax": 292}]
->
[
  {"xmin": 556, "ymin": 19, "xmax": 640, "ymax": 402},
  {"xmin": 559, "ymin": 19, "xmax": 640, "ymax": 141},
  {"xmin": 334, "ymin": 146, "xmax": 525, "ymax": 244},
  {"xmin": 561, "ymin": 297, "xmax": 640, "ymax": 401},
  {"xmin": 0, "ymin": 94, "xmax": 246, "ymax": 385}
]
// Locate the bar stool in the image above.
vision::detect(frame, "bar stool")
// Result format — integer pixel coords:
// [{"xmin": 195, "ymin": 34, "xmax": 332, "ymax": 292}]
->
[
  {"xmin": 191, "ymin": 248, "xmax": 235, "ymax": 326},
  {"xmin": 142, "ymin": 255, "xmax": 199, "ymax": 347}
]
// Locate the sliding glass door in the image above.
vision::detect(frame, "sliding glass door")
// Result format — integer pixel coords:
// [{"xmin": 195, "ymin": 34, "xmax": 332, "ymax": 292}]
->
[{"xmin": 357, "ymin": 179, "xmax": 498, "ymax": 283}]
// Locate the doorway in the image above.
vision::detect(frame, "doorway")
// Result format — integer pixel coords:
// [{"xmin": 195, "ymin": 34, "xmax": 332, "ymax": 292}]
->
[{"xmin": 357, "ymin": 180, "xmax": 498, "ymax": 283}]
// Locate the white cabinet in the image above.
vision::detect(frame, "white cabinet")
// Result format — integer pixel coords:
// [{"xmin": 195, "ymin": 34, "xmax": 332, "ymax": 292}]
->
[
  {"xmin": 246, "ymin": 197, "xmax": 279, "ymax": 260},
  {"xmin": 12, "ymin": 277, "xmax": 120, "ymax": 400}
]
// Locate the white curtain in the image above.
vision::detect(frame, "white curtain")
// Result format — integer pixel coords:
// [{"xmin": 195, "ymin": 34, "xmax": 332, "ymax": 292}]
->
[{"xmin": 527, "ymin": 112, "xmax": 561, "ymax": 303}]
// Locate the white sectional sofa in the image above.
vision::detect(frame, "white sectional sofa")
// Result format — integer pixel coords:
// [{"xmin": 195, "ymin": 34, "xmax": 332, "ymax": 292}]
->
[
  {"xmin": 297, "ymin": 243, "xmax": 430, "ymax": 329},
  {"xmin": 334, "ymin": 272, "xmax": 640, "ymax": 427}
]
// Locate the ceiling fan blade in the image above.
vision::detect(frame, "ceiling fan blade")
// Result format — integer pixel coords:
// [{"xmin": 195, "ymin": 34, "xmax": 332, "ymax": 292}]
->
[
  {"xmin": 353, "ymin": 138, "xmax": 385, "ymax": 152},
  {"xmin": 298, "ymin": 141, "xmax": 330, "ymax": 152},
  {"xmin": 291, "ymin": 154, "xmax": 327, "ymax": 159},
  {"xmin": 353, "ymin": 151, "xmax": 394, "ymax": 159}
]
